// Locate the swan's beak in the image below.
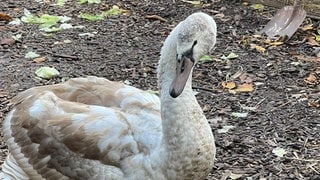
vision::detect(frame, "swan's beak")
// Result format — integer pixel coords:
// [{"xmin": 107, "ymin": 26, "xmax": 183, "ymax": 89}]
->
[{"xmin": 169, "ymin": 55, "xmax": 194, "ymax": 98}]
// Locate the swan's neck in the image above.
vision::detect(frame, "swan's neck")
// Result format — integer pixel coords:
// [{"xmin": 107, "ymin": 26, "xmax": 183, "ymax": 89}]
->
[{"xmin": 157, "ymin": 34, "xmax": 215, "ymax": 178}]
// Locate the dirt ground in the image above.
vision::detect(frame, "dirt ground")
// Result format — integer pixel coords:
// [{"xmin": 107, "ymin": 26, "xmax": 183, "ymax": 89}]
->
[{"xmin": 0, "ymin": 0, "xmax": 319, "ymax": 179}]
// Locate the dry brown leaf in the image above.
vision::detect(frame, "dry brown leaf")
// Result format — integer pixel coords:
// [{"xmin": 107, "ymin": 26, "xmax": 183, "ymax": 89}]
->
[
  {"xmin": 33, "ymin": 56, "xmax": 46, "ymax": 63},
  {"xmin": 306, "ymin": 36, "xmax": 320, "ymax": 46},
  {"xmin": 267, "ymin": 41, "xmax": 284, "ymax": 46},
  {"xmin": 214, "ymin": 13, "xmax": 225, "ymax": 19},
  {"xmin": 0, "ymin": 37, "xmax": 15, "ymax": 46},
  {"xmin": 0, "ymin": 12, "xmax": 13, "ymax": 21},
  {"xmin": 221, "ymin": 81, "xmax": 236, "ymax": 89},
  {"xmin": 250, "ymin": 44, "xmax": 266, "ymax": 53},
  {"xmin": 235, "ymin": 83, "xmax": 254, "ymax": 92},
  {"xmin": 305, "ymin": 73, "xmax": 318, "ymax": 85},
  {"xmin": 301, "ymin": 24, "xmax": 313, "ymax": 31},
  {"xmin": 294, "ymin": 55, "xmax": 320, "ymax": 62},
  {"xmin": 239, "ymin": 73, "xmax": 253, "ymax": 83},
  {"xmin": 308, "ymin": 101, "xmax": 319, "ymax": 107}
]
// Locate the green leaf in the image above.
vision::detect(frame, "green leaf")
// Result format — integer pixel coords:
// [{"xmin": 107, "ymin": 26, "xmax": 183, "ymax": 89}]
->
[
  {"xmin": 78, "ymin": 13, "xmax": 104, "ymax": 21},
  {"xmin": 199, "ymin": 55, "xmax": 212, "ymax": 62},
  {"xmin": 25, "ymin": 51, "xmax": 40, "ymax": 59},
  {"xmin": 103, "ymin": 5, "xmax": 122, "ymax": 16},
  {"xmin": 21, "ymin": 11, "xmax": 71, "ymax": 32},
  {"xmin": 146, "ymin": 90, "xmax": 159, "ymax": 95},
  {"xmin": 316, "ymin": 35, "xmax": 320, "ymax": 41},
  {"xmin": 35, "ymin": 67, "xmax": 60, "ymax": 79},
  {"xmin": 317, "ymin": 29, "xmax": 320, "ymax": 35},
  {"xmin": 226, "ymin": 52, "xmax": 238, "ymax": 59},
  {"xmin": 55, "ymin": 0, "xmax": 67, "ymax": 6}
]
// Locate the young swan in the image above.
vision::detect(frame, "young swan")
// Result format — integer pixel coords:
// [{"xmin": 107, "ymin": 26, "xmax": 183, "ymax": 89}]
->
[{"xmin": 2, "ymin": 12, "xmax": 217, "ymax": 180}]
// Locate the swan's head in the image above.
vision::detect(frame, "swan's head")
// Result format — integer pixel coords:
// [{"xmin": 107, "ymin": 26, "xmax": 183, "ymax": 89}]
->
[{"xmin": 169, "ymin": 12, "xmax": 217, "ymax": 98}]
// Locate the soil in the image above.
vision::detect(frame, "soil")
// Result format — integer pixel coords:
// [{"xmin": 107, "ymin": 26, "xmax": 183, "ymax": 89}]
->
[{"xmin": 0, "ymin": 0, "xmax": 319, "ymax": 179}]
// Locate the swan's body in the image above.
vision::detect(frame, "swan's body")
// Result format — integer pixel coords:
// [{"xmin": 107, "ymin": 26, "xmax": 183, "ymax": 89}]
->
[{"xmin": 1, "ymin": 12, "xmax": 217, "ymax": 180}]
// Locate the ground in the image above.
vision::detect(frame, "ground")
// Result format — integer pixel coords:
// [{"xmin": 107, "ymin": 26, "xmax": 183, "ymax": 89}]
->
[{"xmin": 0, "ymin": 0, "xmax": 319, "ymax": 179}]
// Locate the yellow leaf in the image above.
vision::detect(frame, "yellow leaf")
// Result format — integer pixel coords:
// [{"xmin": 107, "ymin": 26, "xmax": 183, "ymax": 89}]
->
[
  {"xmin": 235, "ymin": 83, "xmax": 254, "ymax": 92},
  {"xmin": 250, "ymin": 44, "xmax": 266, "ymax": 53},
  {"xmin": 221, "ymin": 81, "xmax": 236, "ymax": 89},
  {"xmin": 33, "ymin": 56, "xmax": 46, "ymax": 63},
  {"xmin": 268, "ymin": 41, "xmax": 284, "ymax": 46},
  {"xmin": 250, "ymin": 4, "xmax": 264, "ymax": 10}
]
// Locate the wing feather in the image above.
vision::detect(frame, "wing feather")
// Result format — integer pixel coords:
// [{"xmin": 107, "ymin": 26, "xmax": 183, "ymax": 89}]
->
[{"xmin": 3, "ymin": 76, "xmax": 162, "ymax": 178}]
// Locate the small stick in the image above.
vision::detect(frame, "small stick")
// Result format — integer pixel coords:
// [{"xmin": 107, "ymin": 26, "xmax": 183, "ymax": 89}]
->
[{"xmin": 145, "ymin": 15, "xmax": 168, "ymax": 22}]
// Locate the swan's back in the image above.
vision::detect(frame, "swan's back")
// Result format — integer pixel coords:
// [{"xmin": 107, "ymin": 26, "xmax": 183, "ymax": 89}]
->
[{"xmin": 3, "ymin": 76, "xmax": 163, "ymax": 179}]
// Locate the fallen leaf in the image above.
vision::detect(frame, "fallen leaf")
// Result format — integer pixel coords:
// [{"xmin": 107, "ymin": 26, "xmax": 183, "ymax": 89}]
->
[
  {"xmin": 221, "ymin": 81, "xmax": 236, "ymax": 89},
  {"xmin": 78, "ymin": 13, "xmax": 103, "ymax": 21},
  {"xmin": 229, "ymin": 172, "xmax": 243, "ymax": 179},
  {"xmin": 59, "ymin": 23, "xmax": 73, "ymax": 29},
  {"xmin": 54, "ymin": 0, "xmax": 67, "ymax": 6},
  {"xmin": 272, "ymin": 147, "xmax": 287, "ymax": 157},
  {"xmin": 308, "ymin": 101, "xmax": 319, "ymax": 107},
  {"xmin": 250, "ymin": 4, "xmax": 264, "ymax": 10},
  {"xmin": 224, "ymin": 52, "xmax": 238, "ymax": 59},
  {"xmin": 214, "ymin": 13, "xmax": 225, "ymax": 19},
  {"xmin": 217, "ymin": 125, "xmax": 235, "ymax": 133},
  {"xmin": 267, "ymin": 41, "xmax": 284, "ymax": 46},
  {"xmin": 307, "ymin": 36, "xmax": 320, "ymax": 46},
  {"xmin": 199, "ymin": 55, "xmax": 213, "ymax": 62},
  {"xmin": 250, "ymin": 44, "xmax": 266, "ymax": 53},
  {"xmin": 0, "ymin": 12, "xmax": 13, "ymax": 21},
  {"xmin": 0, "ymin": 37, "xmax": 15, "ymax": 45},
  {"xmin": 8, "ymin": 18, "xmax": 21, "ymax": 25},
  {"xmin": 301, "ymin": 24, "xmax": 313, "ymax": 31},
  {"xmin": 25, "ymin": 51, "xmax": 40, "ymax": 59},
  {"xmin": 103, "ymin": 5, "xmax": 129, "ymax": 16},
  {"xmin": 235, "ymin": 83, "xmax": 254, "ymax": 92},
  {"xmin": 146, "ymin": 90, "xmax": 159, "ymax": 95},
  {"xmin": 35, "ymin": 67, "xmax": 60, "ymax": 79},
  {"xmin": 33, "ymin": 56, "xmax": 46, "ymax": 63},
  {"xmin": 239, "ymin": 73, "xmax": 253, "ymax": 83},
  {"xmin": 305, "ymin": 73, "xmax": 318, "ymax": 85}
]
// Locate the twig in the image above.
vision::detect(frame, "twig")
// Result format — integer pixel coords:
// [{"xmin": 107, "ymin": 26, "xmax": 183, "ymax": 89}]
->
[
  {"xmin": 52, "ymin": 53, "xmax": 78, "ymax": 60},
  {"xmin": 192, "ymin": 86, "xmax": 219, "ymax": 94},
  {"xmin": 145, "ymin": 15, "xmax": 167, "ymax": 22},
  {"xmin": 269, "ymin": 100, "xmax": 294, "ymax": 112}
]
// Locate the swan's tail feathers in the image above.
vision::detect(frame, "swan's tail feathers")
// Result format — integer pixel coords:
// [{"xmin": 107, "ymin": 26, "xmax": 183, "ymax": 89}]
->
[{"xmin": 1, "ymin": 154, "xmax": 29, "ymax": 180}]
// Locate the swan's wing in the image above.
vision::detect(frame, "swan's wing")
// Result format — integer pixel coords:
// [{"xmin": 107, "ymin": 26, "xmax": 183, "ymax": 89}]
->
[{"xmin": 3, "ymin": 76, "xmax": 162, "ymax": 179}]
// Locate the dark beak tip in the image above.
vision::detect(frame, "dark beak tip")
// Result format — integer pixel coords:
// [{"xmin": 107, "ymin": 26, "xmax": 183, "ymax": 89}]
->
[{"xmin": 169, "ymin": 89, "xmax": 180, "ymax": 98}]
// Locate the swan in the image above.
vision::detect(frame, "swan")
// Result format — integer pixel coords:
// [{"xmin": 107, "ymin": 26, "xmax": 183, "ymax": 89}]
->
[{"xmin": 1, "ymin": 12, "xmax": 217, "ymax": 180}]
